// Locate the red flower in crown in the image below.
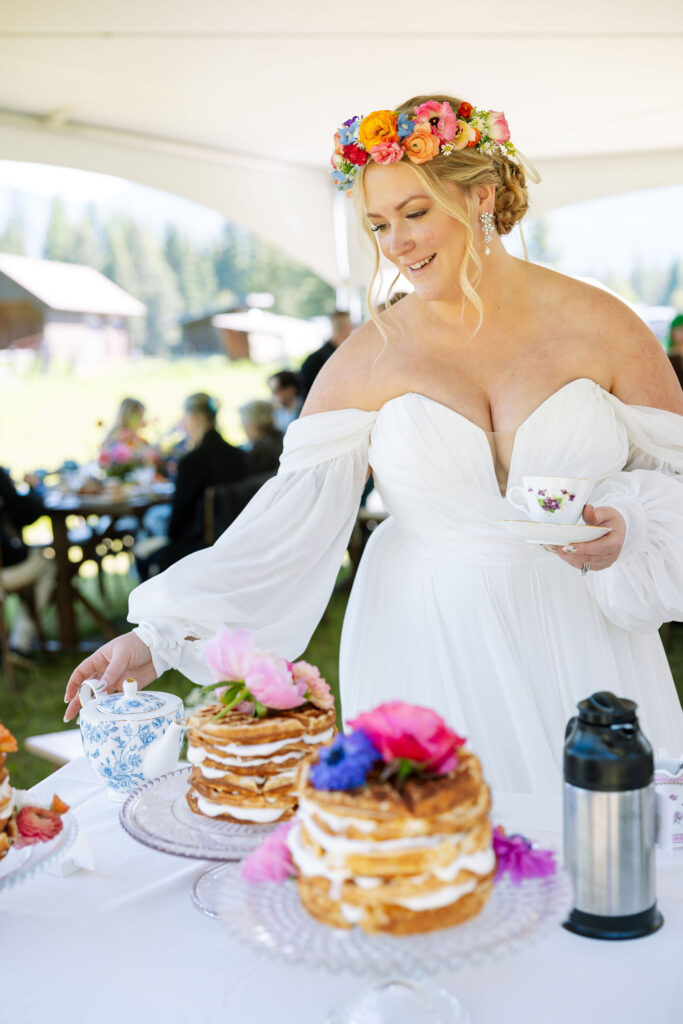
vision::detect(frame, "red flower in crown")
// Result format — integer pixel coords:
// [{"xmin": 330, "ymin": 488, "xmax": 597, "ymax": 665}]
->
[
  {"xmin": 457, "ymin": 101, "xmax": 473, "ymax": 119},
  {"xmin": 343, "ymin": 144, "xmax": 368, "ymax": 166}
]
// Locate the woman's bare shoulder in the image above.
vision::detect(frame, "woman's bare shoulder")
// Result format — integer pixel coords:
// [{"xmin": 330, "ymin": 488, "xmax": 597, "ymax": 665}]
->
[
  {"xmin": 527, "ymin": 264, "xmax": 683, "ymax": 412},
  {"xmin": 301, "ymin": 315, "xmax": 400, "ymax": 416}
]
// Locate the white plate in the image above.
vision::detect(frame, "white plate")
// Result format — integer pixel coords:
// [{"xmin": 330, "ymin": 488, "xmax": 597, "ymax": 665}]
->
[
  {"xmin": 500, "ymin": 521, "xmax": 611, "ymax": 545},
  {"xmin": 0, "ymin": 812, "xmax": 77, "ymax": 892}
]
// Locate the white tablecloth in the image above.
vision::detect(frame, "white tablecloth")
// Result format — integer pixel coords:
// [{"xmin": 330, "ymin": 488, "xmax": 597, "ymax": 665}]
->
[{"xmin": 1, "ymin": 757, "xmax": 681, "ymax": 1024}]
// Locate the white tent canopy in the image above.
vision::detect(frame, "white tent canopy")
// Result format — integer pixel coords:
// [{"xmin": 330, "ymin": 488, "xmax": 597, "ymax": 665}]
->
[{"xmin": 1, "ymin": 1, "xmax": 682, "ymax": 287}]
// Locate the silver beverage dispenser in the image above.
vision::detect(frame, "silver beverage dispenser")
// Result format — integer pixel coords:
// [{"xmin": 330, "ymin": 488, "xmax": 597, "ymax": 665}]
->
[{"xmin": 563, "ymin": 691, "xmax": 663, "ymax": 940}]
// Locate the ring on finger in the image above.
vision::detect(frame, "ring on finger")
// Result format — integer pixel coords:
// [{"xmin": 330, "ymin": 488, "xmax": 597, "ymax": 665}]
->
[{"xmin": 580, "ymin": 563, "xmax": 591, "ymax": 576}]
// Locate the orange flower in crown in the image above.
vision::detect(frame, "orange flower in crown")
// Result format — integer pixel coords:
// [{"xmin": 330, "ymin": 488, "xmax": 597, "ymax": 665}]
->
[
  {"xmin": 357, "ymin": 110, "xmax": 399, "ymax": 151},
  {"xmin": 404, "ymin": 125, "xmax": 441, "ymax": 164}
]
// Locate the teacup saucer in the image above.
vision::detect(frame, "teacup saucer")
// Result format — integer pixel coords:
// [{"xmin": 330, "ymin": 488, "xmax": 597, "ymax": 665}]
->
[{"xmin": 499, "ymin": 521, "xmax": 611, "ymax": 545}]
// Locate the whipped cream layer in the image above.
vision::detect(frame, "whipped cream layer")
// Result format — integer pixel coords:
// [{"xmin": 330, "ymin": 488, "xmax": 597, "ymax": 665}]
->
[
  {"xmin": 190, "ymin": 727, "xmax": 334, "ymax": 761},
  {"xmin": 299, "ymin": 805, "xmax": 466, "ymax": 861},
  {"xmin": 288, "ymin": 820, "xmax": 495, "ymax": 906},
  {"xmin": 195, "ymin": 794, "xmax": 288, "ymax": 823}
]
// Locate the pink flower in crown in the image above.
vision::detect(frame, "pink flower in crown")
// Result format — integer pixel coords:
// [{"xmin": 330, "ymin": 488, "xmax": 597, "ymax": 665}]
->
[
  {"xmin": 488, "ymin": 111, "xmax": 511, "ymax": 144},
  {"xmin": 242, "ymin": 821, "xmax": 296, "ymax": 883},
  {"xmin": 246, "ymin": 653, "xmax": 306, "ymax": 710},
  {"xmin": 347, "ymin": 701, "xmax": 466, "ymax": 774},
  {"xmin": 205, "ymin": 627, "xmax": 255, "ymax": 683},
  {"xmin": 369, "ymin": 140, "xmax": 404, "ymax": 165},
  {"xmin": 291, "ymin": 661, "xmax": 334, "ymax": 710},
  {"xmin": 333, "ymin": 131, "xmax": 344, "ymax": 156},
  {"xmin": 413, "ymin": 100, "xmax": 457, "ymax": 143}
]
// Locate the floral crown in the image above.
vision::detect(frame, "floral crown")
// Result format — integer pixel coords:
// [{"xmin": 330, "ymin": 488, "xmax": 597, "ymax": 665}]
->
[{"xmin": 331, "ymin": 99, "xmax": 515, "ymax": 192}]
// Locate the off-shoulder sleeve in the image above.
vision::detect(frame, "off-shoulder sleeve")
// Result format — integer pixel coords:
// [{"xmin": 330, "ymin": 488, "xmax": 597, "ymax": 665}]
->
[
  {"xmin": 585, "ymin": 397, "xmax": 683, "ymax": 632},
  {"xmin": 128, "ymin": 409, "xmax": 377, "ymax": 681}
]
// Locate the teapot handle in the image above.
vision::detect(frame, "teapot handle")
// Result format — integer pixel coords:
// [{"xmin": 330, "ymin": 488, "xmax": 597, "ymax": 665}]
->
[{"xmin": 78, "ymin": 677, "xmax": 109, "ymax": 707}]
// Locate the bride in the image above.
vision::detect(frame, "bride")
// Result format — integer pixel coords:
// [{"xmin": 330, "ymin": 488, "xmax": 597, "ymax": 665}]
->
[{"xmin": 64, "ymin": 94, "xmax": 683, "ymax": 794}]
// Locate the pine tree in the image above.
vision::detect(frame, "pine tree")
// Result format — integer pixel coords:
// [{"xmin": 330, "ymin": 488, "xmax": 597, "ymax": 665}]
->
[
  {"xmin": 0, "ymin": 190, "xmax": 26, "ymax": 254},
  {"xmin": 74, "ymin": 204, "xmax": 106, "ymax": 270},
  {"xmin": 44, "ymin": 197, "xmax": 77, "ymax": 262}
]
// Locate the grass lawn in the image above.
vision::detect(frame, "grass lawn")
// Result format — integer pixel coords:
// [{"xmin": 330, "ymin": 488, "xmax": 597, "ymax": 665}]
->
[{"xmin": 1, "ymin": 564, "xmax": 682, "ymax": 791}]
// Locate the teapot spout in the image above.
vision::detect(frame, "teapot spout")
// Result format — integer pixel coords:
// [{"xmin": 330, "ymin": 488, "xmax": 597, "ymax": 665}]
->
[{"xmin": 142, "ymin": 719, "xmax": 184, "ymax": 780}]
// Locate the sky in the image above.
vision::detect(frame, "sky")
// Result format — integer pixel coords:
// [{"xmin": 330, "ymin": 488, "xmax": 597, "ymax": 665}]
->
[{"xmin": 0, "ymin": 160, "xmax": 682, "ymax": 284}]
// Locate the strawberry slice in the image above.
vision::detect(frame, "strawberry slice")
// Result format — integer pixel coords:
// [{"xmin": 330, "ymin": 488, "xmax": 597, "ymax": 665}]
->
[{"xmin": 15, "ymin": 806, "xmax": 63, "ymax": 847}]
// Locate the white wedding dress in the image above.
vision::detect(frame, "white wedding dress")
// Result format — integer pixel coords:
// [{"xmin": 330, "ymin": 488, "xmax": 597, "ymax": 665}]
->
[{"xmin": 130, "ymin": 378, "xmax": 683, "ymax": 795}]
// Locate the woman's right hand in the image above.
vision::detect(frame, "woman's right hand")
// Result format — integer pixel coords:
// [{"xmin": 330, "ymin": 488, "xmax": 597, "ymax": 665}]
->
[{"xmin": 63, "ymin": 632, "xmax": 157, "ymax": 722}]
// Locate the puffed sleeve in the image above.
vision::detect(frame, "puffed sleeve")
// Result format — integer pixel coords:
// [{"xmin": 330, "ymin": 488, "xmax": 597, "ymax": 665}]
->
[
  {"xmin": 128, "ymin": 409, "xmax": 377, "ymax": 682},
  {"xmin": 585, "ymin": 397, "xmax": 683, "ymax": 632}
]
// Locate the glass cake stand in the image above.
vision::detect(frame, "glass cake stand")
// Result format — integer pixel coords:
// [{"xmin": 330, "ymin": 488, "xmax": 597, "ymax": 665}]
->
[
  {"xmin": 119, "ymin": 766, "xmax": 277, "ymax": 860},
  {"xmin": 191, "ymin": 859, "xmax": 571, "ymax": 974}
]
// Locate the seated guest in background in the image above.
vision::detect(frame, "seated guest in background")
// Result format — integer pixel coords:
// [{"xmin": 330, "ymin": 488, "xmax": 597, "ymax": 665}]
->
[
  {"xmin": 0, "ymin": 467, "xmax": 55, "ymax": 659},
  {"xmin": 299, "ymin": 309, "xmax": 354, "ymax": 398},
  {"xmin": 135, "ymin": 393, "xmax": 247, "ymax": 580},
  {"xmin": 239, "ymin": 400, "xmax": 284, "ymax": 475},
  {"xmin": 101, "ymin": 397, "xmax": 146, "ymax": 449},
  {"xmin": 267, "ymin": 370, "xmax": 303, "ymax": 433},
  {"xmin": 668, "ymin": 314, "xmax": 683, "ymax": 390}
]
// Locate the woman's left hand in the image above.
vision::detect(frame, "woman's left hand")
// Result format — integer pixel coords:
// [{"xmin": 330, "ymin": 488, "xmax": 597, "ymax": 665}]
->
[{"xmin": 550, "ymin": 503, "xmax": 626, "ymax": 572}]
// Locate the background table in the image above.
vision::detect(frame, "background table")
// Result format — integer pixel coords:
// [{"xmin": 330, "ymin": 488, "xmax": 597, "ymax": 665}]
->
[
  {"xmin": 44, "ymin": 485, "xmax": 173, "ymax": 648},
  {"xmin": 0, "ymin": 758, "xmax": 681, "ymax": 1024}
]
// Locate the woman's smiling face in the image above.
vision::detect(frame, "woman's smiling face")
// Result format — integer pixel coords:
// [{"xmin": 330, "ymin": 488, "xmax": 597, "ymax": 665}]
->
[{"xmin": 363, "ymin": 161, "xmax": 471, "ymax": 304}]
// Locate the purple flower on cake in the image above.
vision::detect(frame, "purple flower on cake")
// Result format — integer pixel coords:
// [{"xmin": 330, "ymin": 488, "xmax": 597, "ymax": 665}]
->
[
  {"xmin": 291, "ymin": 661, "xmax": 334, "ymax": 711},
  {"xmin": 348, "ymin": 701, "xmax": 466, "ymax": 774},
  {"xmin": 310, "ymin": 731, "xmax": 380, "ymax": 791},
  {"xmin": 492, "ymin": 827, "xmax": 557, "ymax": 886},
  {"xmin": 241, "ymin": 821, "xmax": 296, "ymax": 883}
]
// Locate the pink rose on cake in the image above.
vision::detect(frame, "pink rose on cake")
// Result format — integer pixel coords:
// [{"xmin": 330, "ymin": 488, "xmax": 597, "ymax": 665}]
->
[
  {"xmin": 347, "ymin": 701, "xmax": 466, "ymax": 774},
  {"xmin": 291, "ymin": 661, "xmax": 334, "ymax": 710}
]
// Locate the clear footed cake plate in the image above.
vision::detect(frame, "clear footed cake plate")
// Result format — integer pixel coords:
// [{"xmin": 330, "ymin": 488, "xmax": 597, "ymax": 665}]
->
[
  {"xmin": 119, "ymin": 766, "xmax": 278, "ymax": 860},
  {"xmin": 191, "ymin": 860, "xmax": 572, "ymax": 975}
]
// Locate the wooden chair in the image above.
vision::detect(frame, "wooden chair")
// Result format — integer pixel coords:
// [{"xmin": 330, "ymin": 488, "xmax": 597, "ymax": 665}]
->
[
  {"xmin": 204, "ymin": 472, "xmax": 275, "ymax": 546},
  {"xmin": 0, "ymin": 539, "xmax": 52, "ymax": 693}
]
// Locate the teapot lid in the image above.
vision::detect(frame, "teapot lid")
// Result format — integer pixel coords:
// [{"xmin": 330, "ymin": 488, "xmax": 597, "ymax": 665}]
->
[
  {"xmin": 80, "ymin": 678, "xmax": 178, "ymax": 719},
  {"xmin": 577, "ymin": 691, "xmax": 637, "ymax": 727}
]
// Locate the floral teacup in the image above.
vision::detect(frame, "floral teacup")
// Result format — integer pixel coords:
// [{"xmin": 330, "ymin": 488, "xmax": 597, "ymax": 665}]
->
[{"xmin": 507, "ymin": 475, "xmax": 594, "ymax": 525}]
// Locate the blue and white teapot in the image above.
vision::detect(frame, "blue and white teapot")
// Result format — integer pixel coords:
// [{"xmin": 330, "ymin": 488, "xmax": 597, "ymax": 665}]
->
[{"xmin": 79, "ymin": 677, "xmax": 184, "ymax": 800}]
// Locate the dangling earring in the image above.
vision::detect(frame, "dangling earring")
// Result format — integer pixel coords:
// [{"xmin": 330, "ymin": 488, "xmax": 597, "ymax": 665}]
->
[{"xmin": 479, "ymin": 211, "xmax": 494, "ymax": 256}]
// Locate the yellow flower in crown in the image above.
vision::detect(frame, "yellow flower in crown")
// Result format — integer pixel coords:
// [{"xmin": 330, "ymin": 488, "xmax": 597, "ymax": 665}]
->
[{"xmin": 358, "ymin": 110, "xmax": 399, "ymax": 151}]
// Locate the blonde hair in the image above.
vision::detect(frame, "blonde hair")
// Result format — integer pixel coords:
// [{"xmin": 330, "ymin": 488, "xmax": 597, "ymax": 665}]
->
[{"xmin": 353, "ymin": 93, "xmax": 529, "ymax": 341}]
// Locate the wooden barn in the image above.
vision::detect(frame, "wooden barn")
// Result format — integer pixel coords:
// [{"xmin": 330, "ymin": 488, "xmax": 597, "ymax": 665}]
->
[{"xmin": 0, "ymin": 252, "xmax": 146, "ymax": 368}]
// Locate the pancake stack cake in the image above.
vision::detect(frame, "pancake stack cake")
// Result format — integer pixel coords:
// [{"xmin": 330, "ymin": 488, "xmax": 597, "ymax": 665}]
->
[
  {"xmin": 0, "ymin": 723, "xmax": 17, "ymax": 861},
  {"xmin": 287, "ymin": 702, "xmax": 496, "ymax": 935},
  {"xmin": 186, "ymin": 628, "xmax": 336, "ymax": 824}
]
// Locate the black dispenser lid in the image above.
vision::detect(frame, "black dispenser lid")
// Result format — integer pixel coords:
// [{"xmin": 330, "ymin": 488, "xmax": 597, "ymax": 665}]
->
[
  {"xmin": 577, "ymin": 692, "xmax": 637, "ymax": 727},
  {"xmin": 564, "ymin": 692, "xmax": 653, "ymax": 792}
]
